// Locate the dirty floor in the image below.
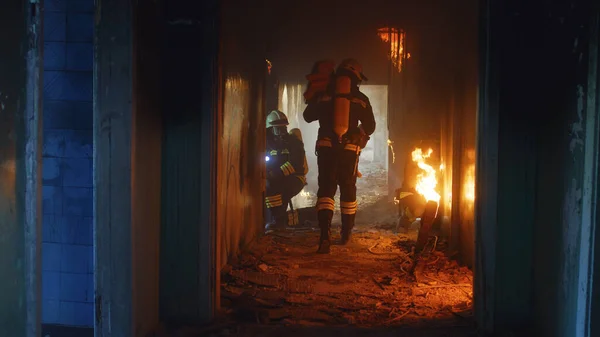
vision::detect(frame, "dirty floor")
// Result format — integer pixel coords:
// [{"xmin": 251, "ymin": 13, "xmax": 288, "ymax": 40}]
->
[
  {"xmin": 220, "ymin": 226, "xmax": 473, "ymax": 326},
  {"xmin": 214, "ymin": 163, "xmax": 475, "ymax": 336}
]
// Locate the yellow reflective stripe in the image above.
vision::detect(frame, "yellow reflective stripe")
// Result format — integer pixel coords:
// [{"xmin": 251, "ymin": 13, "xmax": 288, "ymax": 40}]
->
[
  {"xmin": 281, "ymin": 148, "xmax": 290, "ymax": 154},
  {"xmin": 266, "ymin": 200, "xmax": 283, "ymax": 208},
  {"xmin": 344, "ymin": 143, "xmax": 360, "ymax": 152},
  {"xmin": 316, "ymin": 197, "xmax": 335, "ymax": 211},
  {"xmin": 296, "ymin": 175, "xmax": 307, "ymax": 185},
  {"xmin": 265, "ymin": 194, "xmax": 282, "ymax": 201},
  {"xmin": 317, "ymin": 139, "xmax": 332, "ymax": 148},
  {"xmin": 399, "ymin": 192, "xmax": 413, "ymax": 199},
  {"xmin": 280, "ymin": 161, "xmax": 295, "ymax": 176},
  {"xmin": 270, "ymin": 150, "xmax": 278, "ymax": 156},
  {"xmin": 340, "ymin": 200, "xmax": 358, "ymax": 215},
  {"xmin": 265, "ymin": 194, "xmax": 283, "ymax": 208}
]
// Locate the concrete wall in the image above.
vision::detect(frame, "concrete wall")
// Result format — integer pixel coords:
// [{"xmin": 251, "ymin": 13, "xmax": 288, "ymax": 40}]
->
[{"xmin": 42, "ymin": 0, "xmax": 94, "ymax": 327}]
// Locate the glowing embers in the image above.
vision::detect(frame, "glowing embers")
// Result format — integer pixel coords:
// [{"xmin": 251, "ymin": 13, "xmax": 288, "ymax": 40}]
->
[
  {"xmin": 411, "ymin": 148, "xmax": 441, "ymax": 203},
  {"xmin": 377, "ymin": 27, "xmax": 407, "ymax": 73}
]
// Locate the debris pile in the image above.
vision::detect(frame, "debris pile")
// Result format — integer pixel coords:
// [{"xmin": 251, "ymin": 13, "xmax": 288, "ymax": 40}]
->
[{"xmin": 221, "ymin": 229, "xmax": 473, "ymax": 327}]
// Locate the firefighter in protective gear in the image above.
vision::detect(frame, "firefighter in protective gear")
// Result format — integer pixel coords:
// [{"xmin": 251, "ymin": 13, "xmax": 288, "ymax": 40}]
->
[
  {"xmin": 265, "ymin": 110, "xmax": 308, "ymax": 230},
  {"xmin": 303, "ymin": 58, "xmax": 376, "ymax": 254}
]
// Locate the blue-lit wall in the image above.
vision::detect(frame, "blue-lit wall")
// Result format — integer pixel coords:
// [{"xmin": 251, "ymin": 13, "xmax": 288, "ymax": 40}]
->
[{"xmin": 42, "ymin": 0, "xmax": 94, "ymax": 327}]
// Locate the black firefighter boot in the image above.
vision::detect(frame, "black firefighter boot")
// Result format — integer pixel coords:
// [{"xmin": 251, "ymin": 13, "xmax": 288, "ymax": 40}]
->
[
  {"xmin": 316, "ymin": 211, "xmax": 333, "ymax": 254},
  {"xmin": 341, "ymin": 213, "xmax": 355, "ymax": 245}
]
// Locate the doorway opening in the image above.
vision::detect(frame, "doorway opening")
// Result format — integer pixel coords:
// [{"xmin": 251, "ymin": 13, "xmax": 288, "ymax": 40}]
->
[{"xmin": 218, "ymin": 0, "xmax": 478, "ymax": 331}]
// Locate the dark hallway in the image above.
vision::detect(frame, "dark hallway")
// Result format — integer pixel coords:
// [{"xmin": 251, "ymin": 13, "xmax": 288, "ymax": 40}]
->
[{"xmin": 0, "ymin": 0, "xmax": 599, "ymax": 337}]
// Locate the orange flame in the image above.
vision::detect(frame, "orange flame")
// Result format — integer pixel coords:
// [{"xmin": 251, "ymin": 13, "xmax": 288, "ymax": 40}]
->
[
  {"xmin": 411, "ymin": 148, "xmax": 441, "ymax": 203},
  {"xmin": 377, "ymin": 27, "xmax": 407, "ymax": 72}
]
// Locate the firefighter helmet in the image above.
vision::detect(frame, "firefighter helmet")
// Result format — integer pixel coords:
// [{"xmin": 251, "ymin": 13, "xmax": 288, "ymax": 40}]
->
[
  {"xmin": 266, "ymin": 110, "xmax": 289, "ymax": 128},
  {"xmin": 337, "ymin": 58, "xmax": 369, "ymax": 82}
]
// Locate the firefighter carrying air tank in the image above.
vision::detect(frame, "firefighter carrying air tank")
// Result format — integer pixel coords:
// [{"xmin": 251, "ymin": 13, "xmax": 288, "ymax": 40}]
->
[
  {"xmin": 265, "ymin": 110, "xmax": 309, "ymax": 231},
  {"xmin": 303, "ymin": 58, "xmax": 376, "ymax": 254}
]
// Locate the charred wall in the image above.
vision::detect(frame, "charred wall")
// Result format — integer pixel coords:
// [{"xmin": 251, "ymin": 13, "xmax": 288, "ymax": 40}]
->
[{"xmin": 218, "ymin": 0, "xmax": 268, "ymax": 268}]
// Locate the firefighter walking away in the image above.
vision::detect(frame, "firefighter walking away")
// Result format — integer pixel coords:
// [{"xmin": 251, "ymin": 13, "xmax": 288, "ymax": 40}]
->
[
  {"xmin": 265, "ymin": 110, "xmax": 309, "ymax": 231},
  {"xmin": 303, "ymin": 58, "xmax": 376, "ymax": 254}
]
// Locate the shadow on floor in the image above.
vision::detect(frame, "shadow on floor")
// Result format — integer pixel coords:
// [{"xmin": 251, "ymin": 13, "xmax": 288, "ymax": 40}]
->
[
  {"xmin": 42, "ymin": 324, "xmax": 93, "ymax": 337},
  {"xmin": 155, "ymin": 316, "xmax": 477, "ymax": 337}
]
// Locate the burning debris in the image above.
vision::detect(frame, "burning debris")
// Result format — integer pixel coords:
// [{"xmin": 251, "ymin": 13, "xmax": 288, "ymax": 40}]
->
[
  {"xmin": 393, "ymin": 147, "xmax": 444, "ymax": 272},
  {"xmin": 411, "ymin": 148, "xmax": 441, "ymax": 203}
]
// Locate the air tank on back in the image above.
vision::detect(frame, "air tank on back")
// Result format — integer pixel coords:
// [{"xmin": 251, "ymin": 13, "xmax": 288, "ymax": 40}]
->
[{"xmin": 333, "ymin": 75, "xmax": 351, "ymax": 142}]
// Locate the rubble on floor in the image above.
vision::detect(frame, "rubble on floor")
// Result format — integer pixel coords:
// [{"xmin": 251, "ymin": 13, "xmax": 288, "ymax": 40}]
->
[
  {"xmin": 221, "ymin": 228, "xmax": 473, "ymax": 328},
  {"xmin": 216, "ymin": 162, "xmax": 473, "ymax": 333}
]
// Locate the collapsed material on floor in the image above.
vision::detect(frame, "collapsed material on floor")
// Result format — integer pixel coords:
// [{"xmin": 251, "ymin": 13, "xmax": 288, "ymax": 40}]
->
[{"xmin": 221, "ymin": 228, "xmax": 473, "ymax": 328}]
